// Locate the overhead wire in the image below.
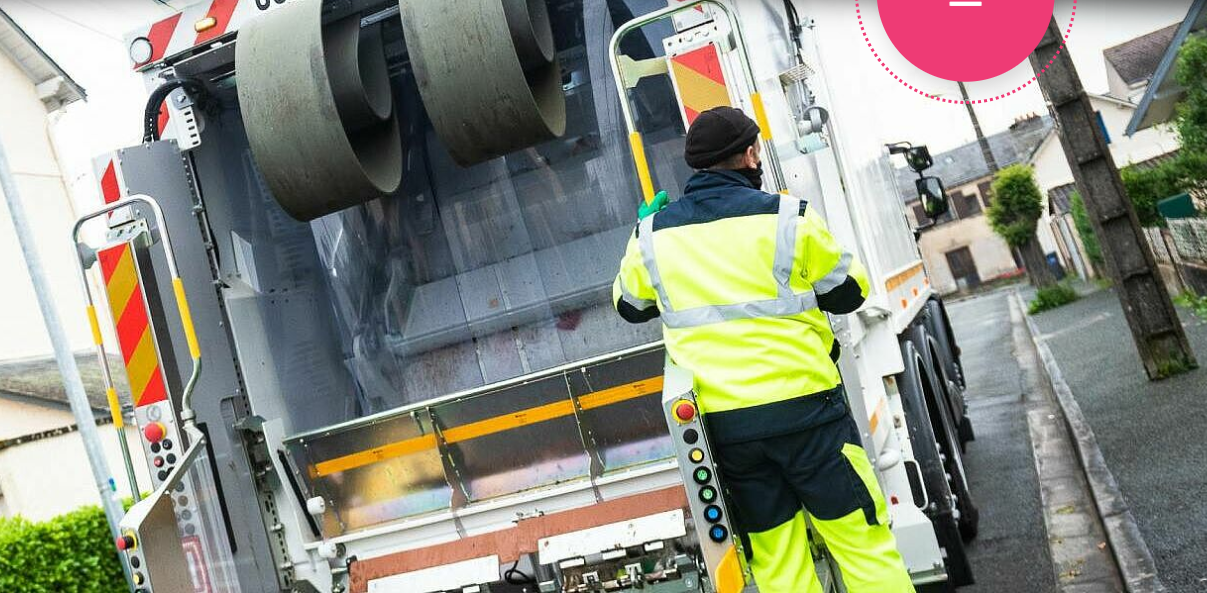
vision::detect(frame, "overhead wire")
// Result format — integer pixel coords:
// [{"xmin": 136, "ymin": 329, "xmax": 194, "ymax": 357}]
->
[{"xmin": 7, "ymin": 0, "xmax": 122, "ymax": 42}]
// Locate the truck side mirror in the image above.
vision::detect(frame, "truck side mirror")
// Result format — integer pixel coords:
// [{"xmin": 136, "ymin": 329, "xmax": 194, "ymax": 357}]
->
[{"xmin": 917, "ymin": 176, "xmax": 949, "ymax": 219}]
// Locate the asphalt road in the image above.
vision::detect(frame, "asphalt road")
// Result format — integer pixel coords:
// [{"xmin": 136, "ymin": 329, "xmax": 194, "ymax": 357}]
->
[
  {"xmin": 1030, "ymin": 288, "xmax": 1207, "ymax": 592},
  {"xmin": 948, "ymin": 290, "xmax": 1057, "ymax": 593}
]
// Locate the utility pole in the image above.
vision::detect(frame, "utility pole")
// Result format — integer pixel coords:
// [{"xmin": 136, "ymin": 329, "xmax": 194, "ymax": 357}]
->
[
  {"xmin": 1030, "ymin": 18, "xmax": 1196, "ymax": 379},
  {"xmin": 958, "ymin": 82, "xmax": 998, "ymax": 173},
  {"xmin": 0, "ymin": 141, "xmax": 132, "ymax": 583}
]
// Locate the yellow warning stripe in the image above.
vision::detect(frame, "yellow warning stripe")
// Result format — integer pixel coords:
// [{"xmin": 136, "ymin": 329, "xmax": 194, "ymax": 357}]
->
[
  {"xmin": 629, "ymin": 132, "xmax": 656, "ymax": 205},
  {"xmin": 87, "ymin": 306, "xmax": 104, "ymax": 346},
  {"xmin": 104, "ymin": 247, "xmax": 139, "ymax": 322},
  {"xmin": 126, "ymin": 328, "xmax": 160, "ymax": 404},
  {"xmin": 172, "ymin": 278, "xmax": 201, "ymax": 359},
  {"xmin": 885, "ymin": 263, "xmax": 925, "ymax": 293},
  {"xmin": 106, "ymin": 387, "xmax": 124, "ymax": 429},
  {"xmin": 750, "ymin": 92, "xmax": 772, "ymax": 141},
  {"xmin": 670, "ymin": 59, "xmax": 731, "ymax": 116},
  {"xmin": 313, "ymin": 377, "xmax": 665, "ymax": 477}
]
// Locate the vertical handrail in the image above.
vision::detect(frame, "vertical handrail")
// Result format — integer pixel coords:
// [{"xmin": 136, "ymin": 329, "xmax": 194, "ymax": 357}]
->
[
  {"xmin": 72, "ymin": 195, "xmax": 204, "ymax": 431},
  {"xmin": 608, "ymin": 0, "xmax": 789, "ymax": 202}
]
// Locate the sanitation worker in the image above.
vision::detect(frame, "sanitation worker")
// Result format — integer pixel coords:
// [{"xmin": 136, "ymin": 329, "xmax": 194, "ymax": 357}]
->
[{"xmin": 612, "ymin": 106, "xmax": 915, "ymax": 592}]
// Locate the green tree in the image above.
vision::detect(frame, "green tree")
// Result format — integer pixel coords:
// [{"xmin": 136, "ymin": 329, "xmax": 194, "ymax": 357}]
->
[
  {"xmin": 1174, "ymin": 35, "xmax": 1207, "ymax": 157},
  {"xmin": 987, "ymin": 164, "xmax": 1056, "ymax": 287},
  {"xmin": 1120, "ymin": 160, "xmax": 1184, "ymax": 226},
  {"xmin": 1070, "ymin": 192, "xmax": 1103, "ymax": 268}
]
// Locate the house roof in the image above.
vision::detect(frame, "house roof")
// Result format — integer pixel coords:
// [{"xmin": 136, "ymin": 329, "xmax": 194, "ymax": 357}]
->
[
  {"xmin": 895, "ymin": 115, "xmax": 1055, "ymax": 201},
  {"xmin": 0, "ymin": 352, "xmax": 130, "ymax": 414},
  {"xmin": 1104, "ymin": 23, "xmax": 1180, "ymax": 87},
  {"xmin": 1127, "ymin": 0, "xmax": 1207, "ymax": 135},
  {"xmin": 0, "ymin": 7, "xmax": 85, "ymax": 110},
  {"xmin": 1048, "ymin": 183, "xmax": 1078, "ymax": 216}
]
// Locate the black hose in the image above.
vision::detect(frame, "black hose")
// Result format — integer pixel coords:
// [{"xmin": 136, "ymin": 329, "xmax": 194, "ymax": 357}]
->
[
  {"xmin": 504, "ymin": 558, "xmax": 536, "ymax": 585},
  {"xmin": 142, "ymin": 77, "xmax": 207, "ymax": 143},
  {"xmin": 781, "ymin": 0, "xmax": 806, "ymax": 66}
]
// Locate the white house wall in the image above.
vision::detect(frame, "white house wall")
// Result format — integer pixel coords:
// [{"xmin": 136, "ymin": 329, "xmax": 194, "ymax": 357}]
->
[
  {"xmin": 0, "ymin": 423, "xmax": 149, "ymax": 521},
  {"xmin": 0, "ymin": 43, "xmax": 90, "ymax": 360}
]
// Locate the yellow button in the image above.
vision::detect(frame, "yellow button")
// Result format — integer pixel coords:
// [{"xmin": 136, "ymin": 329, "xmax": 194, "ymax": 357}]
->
[
  {"xmin": 689, "ymin": 448, "xmax": 705, "ymax": 463},
  {"xmin": 133, "ymin": 573, "xmax": 144, "ymax": 585}
]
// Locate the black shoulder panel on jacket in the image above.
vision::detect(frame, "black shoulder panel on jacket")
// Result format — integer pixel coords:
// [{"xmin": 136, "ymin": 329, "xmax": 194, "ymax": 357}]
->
[
  {"xmin": 616, "ymin": 299, "xmax": 661, "ymax": 324},
  {"xmin": 817, "ymin": 276, "xmax": 865, "ymax": 314}
]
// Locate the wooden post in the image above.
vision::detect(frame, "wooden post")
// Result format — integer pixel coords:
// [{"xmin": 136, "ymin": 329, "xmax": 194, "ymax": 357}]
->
[{"xmin": 1030, "ymin": 18, "xmax": 1196, "ymax": 379}]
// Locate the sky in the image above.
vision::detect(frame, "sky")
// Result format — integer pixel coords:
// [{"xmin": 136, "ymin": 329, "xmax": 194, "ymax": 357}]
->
[{"xmin": 0, "ymin": 0, "xmax": 1196, "ymax": 359}]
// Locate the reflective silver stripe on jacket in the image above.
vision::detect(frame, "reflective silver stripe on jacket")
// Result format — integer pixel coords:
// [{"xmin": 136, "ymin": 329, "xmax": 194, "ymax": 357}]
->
[
  {"xmin": 638, "ymin": 196, "xmax": 846, "ymax": 329},
  {"xmin": 814, "ymin": 252, "xmax": 853, "ymax": 295},
  {"xmin": 618, "ymin": 276, "xmax": 657, "ymax": 311}
]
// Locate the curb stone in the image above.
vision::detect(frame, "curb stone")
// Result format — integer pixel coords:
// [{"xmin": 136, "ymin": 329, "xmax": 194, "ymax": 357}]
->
[{"xmin": 1012, "ymin": 289, "xmax": 1165, "ymax": 593}]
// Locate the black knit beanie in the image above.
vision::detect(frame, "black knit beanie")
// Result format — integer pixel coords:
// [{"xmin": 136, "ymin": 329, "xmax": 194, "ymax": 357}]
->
[{"xmin": 684, "ymin": 106, "xmax": 761, "ymax": 169}]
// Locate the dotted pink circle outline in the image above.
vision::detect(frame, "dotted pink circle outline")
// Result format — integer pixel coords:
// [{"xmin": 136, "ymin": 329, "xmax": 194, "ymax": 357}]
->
[{"xmin": 857, "ymin": 0, "xmax": 1077, "ymax": 104}]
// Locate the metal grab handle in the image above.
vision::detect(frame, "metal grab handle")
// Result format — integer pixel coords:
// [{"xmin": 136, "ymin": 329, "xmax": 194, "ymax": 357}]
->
[
  {"xmin": 608, "ymin": 0, "xmax": 789, "ymax": 204},
  {"xmin": 72, "ymin": 195, "xmax": 204, "ymax": 426}
]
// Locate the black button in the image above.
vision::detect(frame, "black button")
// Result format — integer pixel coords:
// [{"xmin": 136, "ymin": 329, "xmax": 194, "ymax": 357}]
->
[
  {"xmin": 184, "ymin": 523, "xmax": 196, "ymax": 535},
  {"xmin": 181, "ymin": 510, "xmax": 192, "ymax": 521},
  {"xmin": 129, "ymin": 556, "xmax": 141, "ymax": 569},
  {"xmin": 683, "ymin": 428, "xmax": 699, "ymax": 444},
  {"xmin": 166, "ymin": 454, "xmax": 177, "ymax": 464},
  {"xmin": 161, "ymin": 439, "xmax": 173, "ymax": 450},
  {"xmin": 150, "ymin": 443, "xmax": 161, "ymax": 454},
  {"xmin": 157, "ymin": 470, "xmax": 169, "ymax": 481}
]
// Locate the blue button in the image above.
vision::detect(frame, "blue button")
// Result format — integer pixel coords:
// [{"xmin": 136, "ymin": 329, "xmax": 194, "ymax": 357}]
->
[
  {"xmin": 709, "ymin": 525, "xmax": 728, "ymax": 543},
  {"xmin": 704, "ymin": 504, "xmax": 723, "ymax": 523}
]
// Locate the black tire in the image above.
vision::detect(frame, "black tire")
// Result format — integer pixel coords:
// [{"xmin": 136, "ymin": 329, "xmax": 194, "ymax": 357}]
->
[
  {"xmin": 899, "ymin": 339, "xmax": 975, "ymax": 588},
  {"xmin": 917, "ymin": 325, "xmax": 981, "ymax": 543},
  {"xmin": 931, "ymin": 371, "xmax": 980, "ymax": 542},
  {"xmin": 916, "ymin": 582, "xmax": 957, "ymax": 593},
  {"xmin": 923, "ymin": 300, "xmax": 974, "ymax": 450}
]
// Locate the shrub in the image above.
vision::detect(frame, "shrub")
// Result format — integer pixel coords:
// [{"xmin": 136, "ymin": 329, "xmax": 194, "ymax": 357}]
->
[
  {"xmin": 1069, "ymin": 193, "xmax": 1103, "ymax": 267},
  {"xmin": 0, "ymin": 505, "xmax": 126, "ymax": 593},
  {"xmin": 1028, "ymin": 283, "xmax": 1079, "ymax": 314},
  {"xmin": 1173, "ymin": 290, "xmax": 1207, "ymax": 321}
]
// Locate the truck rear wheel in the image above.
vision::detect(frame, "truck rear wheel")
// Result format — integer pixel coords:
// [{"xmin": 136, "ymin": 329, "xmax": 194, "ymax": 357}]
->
[{"xmin": 899, "ymin": 339, "xmax": 975, "ymax": 587}]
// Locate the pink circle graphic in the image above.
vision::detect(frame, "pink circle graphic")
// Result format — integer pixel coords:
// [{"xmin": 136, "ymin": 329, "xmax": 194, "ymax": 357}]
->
[
  {"xmin": 858, "ymin": 1, "xmax": 1077, "ymax": 104},
  {"xmin": 879, "ymin": 0, "xmax": 1055, "ymax": 82}
]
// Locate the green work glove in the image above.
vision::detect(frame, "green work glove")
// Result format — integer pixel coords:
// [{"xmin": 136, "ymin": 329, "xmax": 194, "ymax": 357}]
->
[{"xmin": 638, "ymin": 190, "xmax": 669, "ymax": 220}]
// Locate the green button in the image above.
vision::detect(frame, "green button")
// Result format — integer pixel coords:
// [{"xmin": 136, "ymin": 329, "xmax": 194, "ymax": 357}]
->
[
  {"xmin": 699, "ymin": 486, "xmax": 717, "ymax": 503},
  {"xmin": 693, "ymin": 467, "xmax": 712, "ymax": 484}
]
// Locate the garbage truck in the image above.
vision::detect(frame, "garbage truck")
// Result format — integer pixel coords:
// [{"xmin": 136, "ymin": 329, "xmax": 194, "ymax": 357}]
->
[{"xmin": 72, "ymin": 0, "xmax": 980, "ymax": 591}]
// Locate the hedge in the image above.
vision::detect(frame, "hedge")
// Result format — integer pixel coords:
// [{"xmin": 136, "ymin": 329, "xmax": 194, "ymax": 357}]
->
[{"xmin": 0, "ymin": 505, "xmax": 126, "ymax": 593}]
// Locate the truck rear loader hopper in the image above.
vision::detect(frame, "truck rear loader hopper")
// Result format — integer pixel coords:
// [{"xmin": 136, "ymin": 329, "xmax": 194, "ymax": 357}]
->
[{"xmin": 72, "ymin": 1, "xmax": 978, "ymax": 591}]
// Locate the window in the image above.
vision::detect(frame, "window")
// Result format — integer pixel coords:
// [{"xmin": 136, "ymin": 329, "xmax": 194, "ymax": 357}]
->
[
  {"xmin": 911, "ymin": 203, "xmax": 932, "ymax": 227},
  {"xmin": 977, "ymin": 181, "xmax": 993, "ymax": 206},
  {"xmin": 952, "ymin": 191, "xmax": 983, "ymax": 218}
]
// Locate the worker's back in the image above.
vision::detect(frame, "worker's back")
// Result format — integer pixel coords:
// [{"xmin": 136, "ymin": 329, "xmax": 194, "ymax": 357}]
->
[{"xmin": 615, "ymin": 168, "xmax": 870, "ymax": 435}]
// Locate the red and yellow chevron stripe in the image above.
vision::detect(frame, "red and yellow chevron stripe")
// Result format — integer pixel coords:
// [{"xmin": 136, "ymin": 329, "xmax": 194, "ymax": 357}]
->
[
  {"xmin": 669, "ymin": 44, "xmax": 732, "ymax": 125},
  {"xmin": 98, "ymin": 244, "xmax": 168, "ymax": 408}
]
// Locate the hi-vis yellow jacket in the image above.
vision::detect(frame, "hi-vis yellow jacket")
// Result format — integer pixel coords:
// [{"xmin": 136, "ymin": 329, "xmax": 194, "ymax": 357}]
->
[{"xmin": 613, "ymin": 170, "xmax": 869, "ymax": 440}]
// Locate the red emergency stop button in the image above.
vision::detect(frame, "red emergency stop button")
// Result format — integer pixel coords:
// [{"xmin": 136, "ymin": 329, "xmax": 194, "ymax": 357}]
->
[
  {"xmin": 115, "ymin": 533, "xmax": 136, "ymax": 551},
  {"xmin": 143, "ymin": 422, "xmax": 166, "ymax": 443},
  {"xmin": 673, "ymin": 400, "xmax": 696, "ymax": 423}
]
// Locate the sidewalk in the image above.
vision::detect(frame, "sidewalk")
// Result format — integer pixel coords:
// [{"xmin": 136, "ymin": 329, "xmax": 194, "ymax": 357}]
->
[{"xmin": 1027, "ymin": 287, "xmax": 1207, "ymax": 592}]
